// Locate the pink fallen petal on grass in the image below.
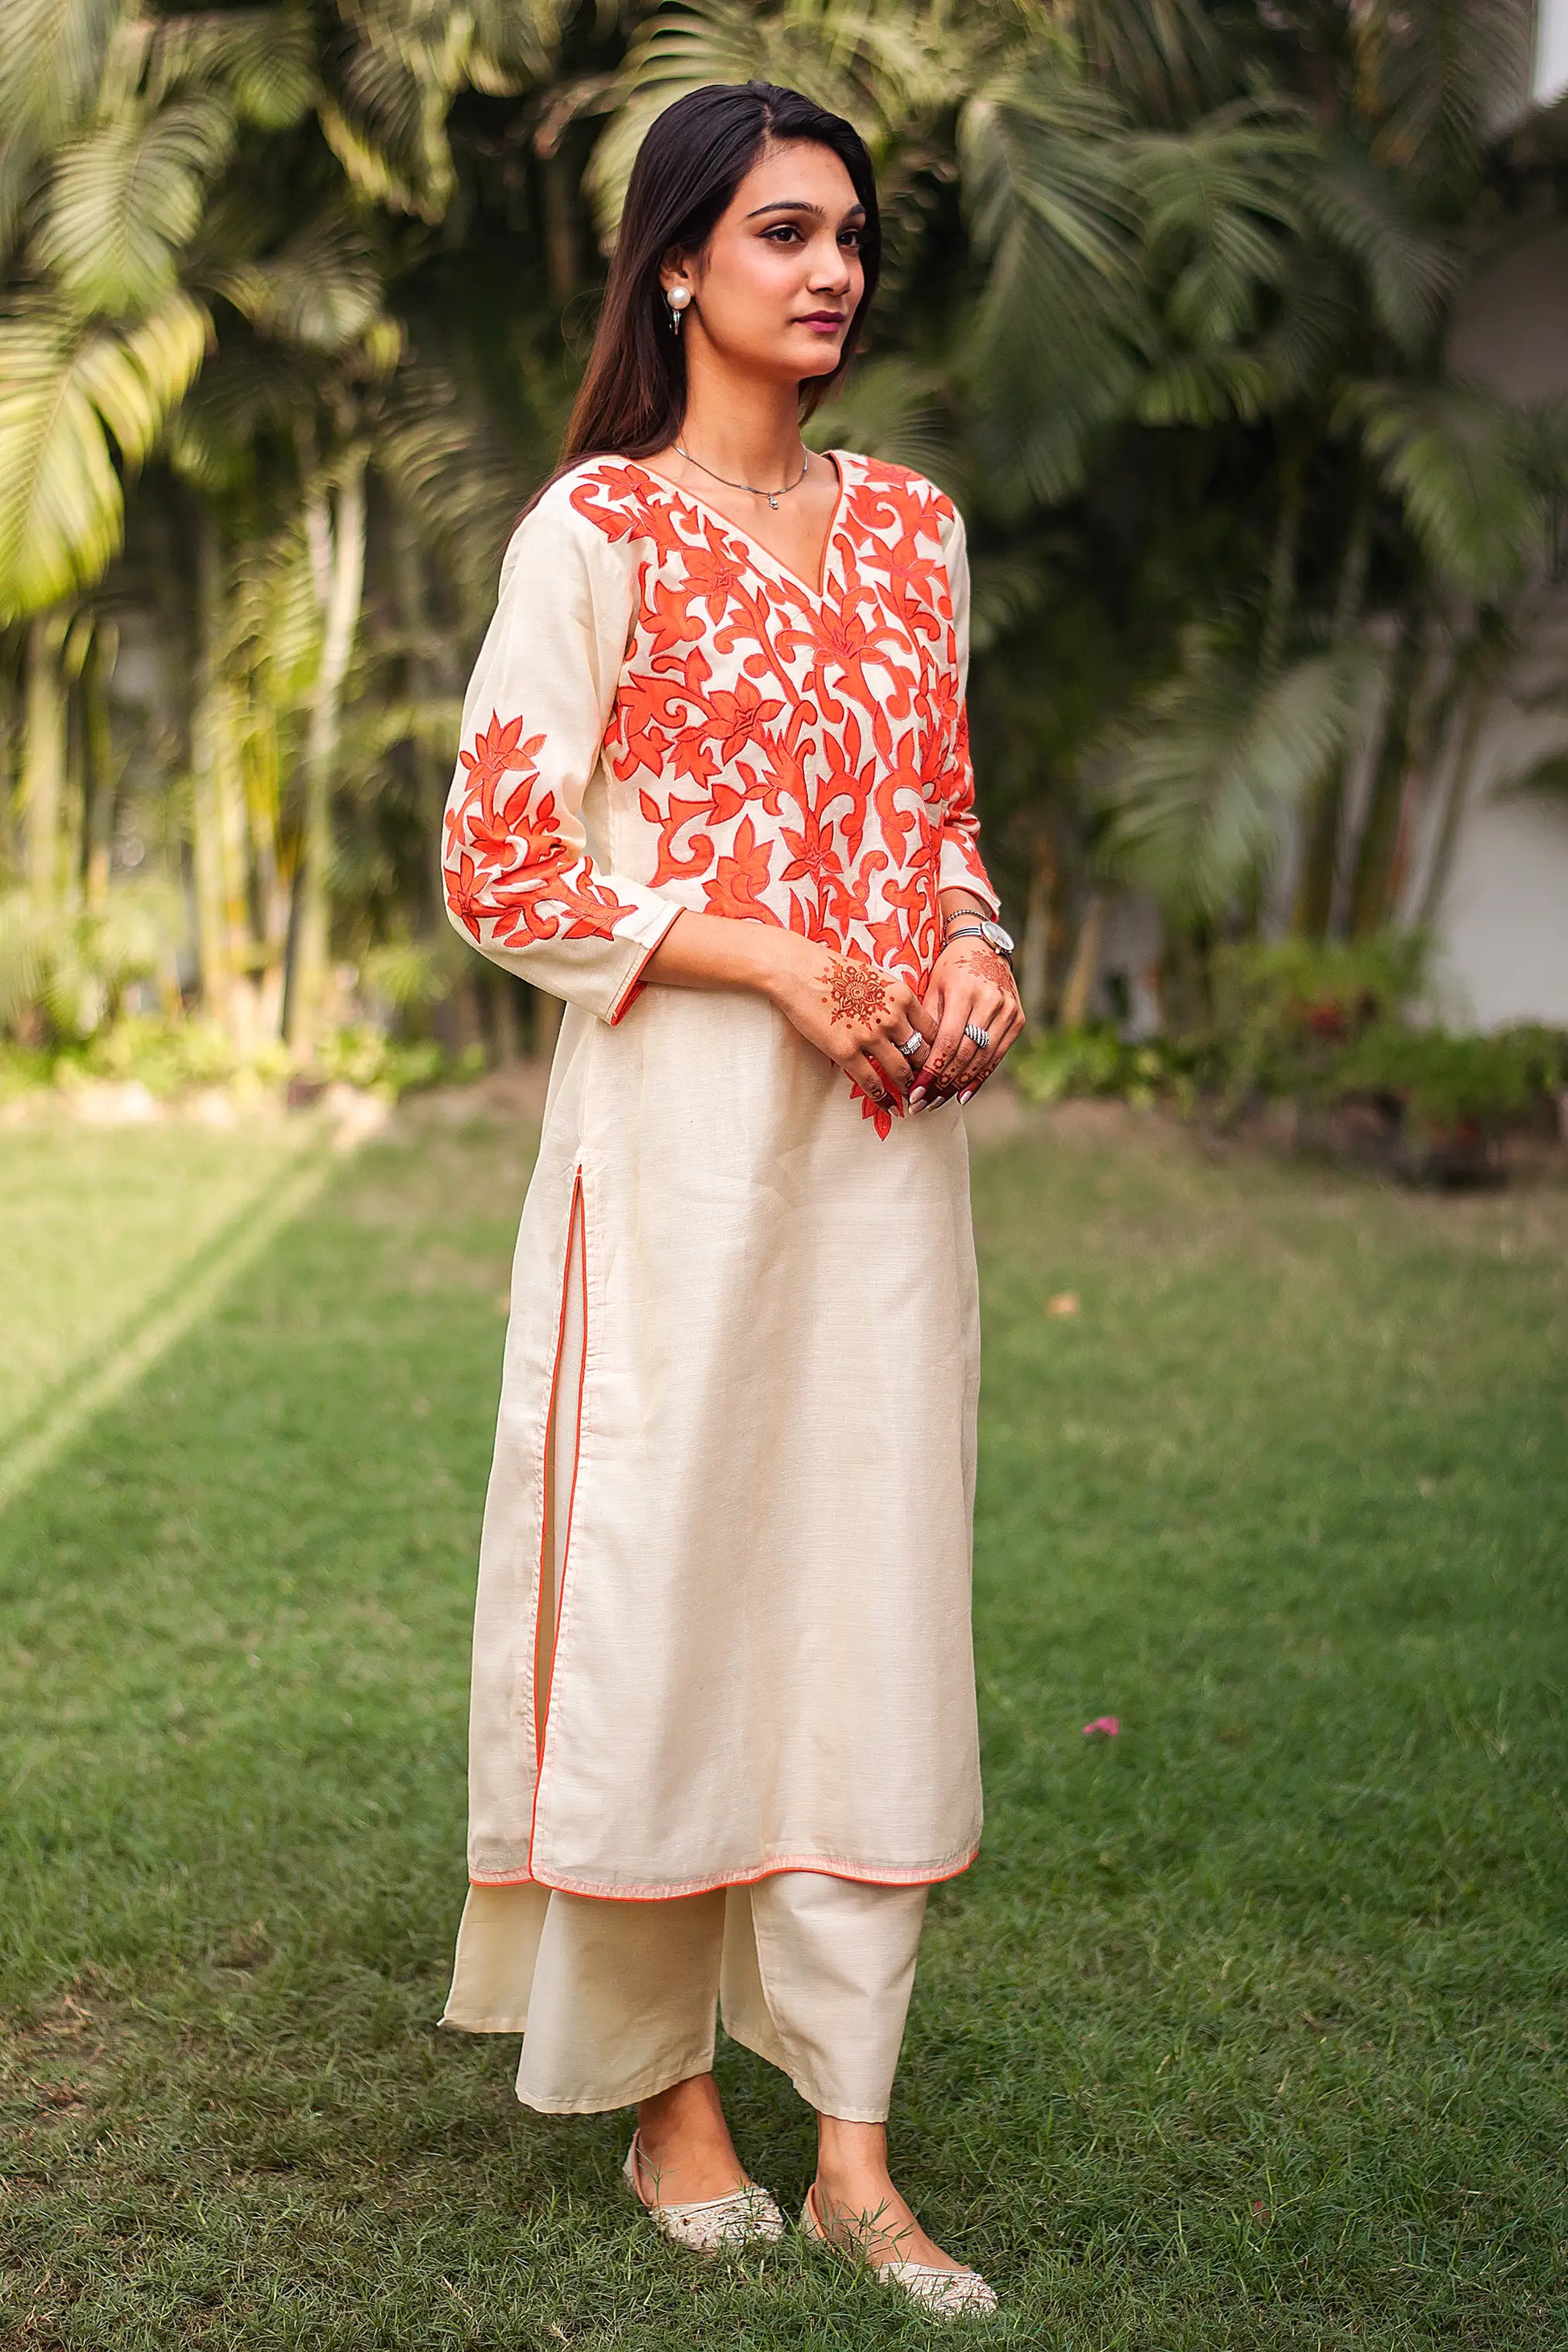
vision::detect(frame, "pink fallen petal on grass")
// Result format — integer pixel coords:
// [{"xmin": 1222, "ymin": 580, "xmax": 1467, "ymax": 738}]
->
[
  {"xmin": 1047, "ymin": 1292, "xmax": 1080, "ymax": 1317},
  {"xmin": 1083, "ymin": 1715, "xmax": 1121, "ymax": 1737}
]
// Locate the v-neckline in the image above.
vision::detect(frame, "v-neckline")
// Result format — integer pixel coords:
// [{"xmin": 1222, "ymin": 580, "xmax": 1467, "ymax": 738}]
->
[{"xmin": 623, "ymin": 449, "xmax": 850, "ymax": 606}]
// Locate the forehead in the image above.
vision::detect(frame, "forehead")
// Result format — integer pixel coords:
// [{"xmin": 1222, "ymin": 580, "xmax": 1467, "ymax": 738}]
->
[{"xmin": 728, "ymin": 137, "xmax": 863, "ymax": 218}]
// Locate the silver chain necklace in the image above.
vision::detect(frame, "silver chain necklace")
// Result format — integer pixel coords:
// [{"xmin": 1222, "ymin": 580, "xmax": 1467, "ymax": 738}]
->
[{"xmin": 674, "ymin": 442, "xmax": 811, "ymax": 512}]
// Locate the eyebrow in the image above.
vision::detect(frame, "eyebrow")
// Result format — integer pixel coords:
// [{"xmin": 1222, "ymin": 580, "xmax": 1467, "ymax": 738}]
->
[{"xmin": 744, "ymin": 198, "xmax": 866, "ymax": 222}]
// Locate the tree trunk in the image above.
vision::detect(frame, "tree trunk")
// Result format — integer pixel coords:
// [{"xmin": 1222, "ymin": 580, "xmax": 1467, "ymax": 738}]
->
[
  {"xmin": 288, "ymin": 448, "xmax": 368, "ymax": 1056},
  {"xmin": 1293, "ymin": 488, "xmax": 1374, "ymax": 937},
  {"xmin": 1413, "ymin": 683, "xmax": 1492, "ymax": 934},
  {"xmin": 190, "ymin": 512, "xmax": 235, "ymax": 1025},
  {"xmin": 1059, "ymin": 890, "xmax": 1105, "ymax": 1030},
  {"xmin": 1260, "ymin": 439, "xmax": 1305, "ymax": 679},
  {"xmin": 1347, "ymin": 624, "xmax": 1424, "ymax": 937},
  {"xmin": 1018, "ymin": 835, "xmax": 1056, "ymax": 1027},
  {"xmin": 81, "ymin": 624, "xmax": 117, "ymax": 911},
  {"xmin": 23, "ymin": 612, "xmax": 69, "ymax": 911}
]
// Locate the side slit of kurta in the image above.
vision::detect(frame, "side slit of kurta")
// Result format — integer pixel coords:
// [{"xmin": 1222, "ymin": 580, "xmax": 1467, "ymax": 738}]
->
[{"xmin": 529, "ymin": 1167, "xmax": 587, "ymax": 1875}]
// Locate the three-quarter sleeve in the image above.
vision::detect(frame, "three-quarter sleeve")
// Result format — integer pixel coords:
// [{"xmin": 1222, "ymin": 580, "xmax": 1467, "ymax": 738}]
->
[
  {"xmin": 442, "ymin": 488, "xmax": 681, "ymax": 1025},
  {"xmin": 934, "ymin": 503, "xmax": 1001, "ymax": 918}
]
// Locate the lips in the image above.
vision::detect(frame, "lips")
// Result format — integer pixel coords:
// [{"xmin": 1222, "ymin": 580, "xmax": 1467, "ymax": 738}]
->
[{"xmin": 797, "ymin": 313, "xmax": 846, "ymax": 328}]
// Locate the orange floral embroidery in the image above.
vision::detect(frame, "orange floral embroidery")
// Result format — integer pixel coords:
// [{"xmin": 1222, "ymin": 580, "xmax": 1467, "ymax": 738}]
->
[
  {"xmin": 445, "ymin": 714, "xmax": 637, "ymax": 948},
  {"xmin": 447, "ymin": 451, "xmax": 1000, "ymax": 1136}
]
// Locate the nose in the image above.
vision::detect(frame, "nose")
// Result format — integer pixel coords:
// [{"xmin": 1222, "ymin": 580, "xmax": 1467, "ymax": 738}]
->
[{"xmin": 807, "ymin": 232, "xmax": 853, "ymax": 297}]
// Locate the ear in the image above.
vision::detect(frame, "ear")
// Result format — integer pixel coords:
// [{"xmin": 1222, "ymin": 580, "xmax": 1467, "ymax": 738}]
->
[{"xmin": 658, "ymin": 246, "xmax": 693, "ymax": 301}]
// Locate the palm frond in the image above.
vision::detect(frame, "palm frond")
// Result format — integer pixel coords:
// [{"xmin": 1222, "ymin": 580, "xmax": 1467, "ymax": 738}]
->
[
  {"xmin": 35, "ymin": 99, "xmax": 235, "ymax": 316},
  {"xmin": 1296, "ymin": 142, "xmax": 1457, "ymax": 358},
  {"xmin": 803, "ymin": 358, "xmax": 955, "ymax": 486},
  {"xmin": 958, "ymin": 69, "xmax": 1147, "ymax": 506},
  {"xmin": 1351, "ymin": 0, "xmax": 1533, "ymax": 201},
  {"xmin": 1337, "ymin": 377, "xmax": 1549, "ymax": 595},
  {"xmin": 167, "ymin": 340, "xmax": 317, "ymax": 488},
  {"xmin": 144, "ymin": 6, "xmax": 317, "ymax": 131},
  {"xmin": 0, "ymin": 292, "xmax": 209, "ymax": 619},
  {"xmin": 965, "ymin": 547, "xmax": 1050, "ymax": 655},
  {"xmin": 1130, "ymin": 106, "xmax": 1311, "ymax": 346},
  {"xmin": 0, "ymin": 0, "xmax": 120, "ymax": 151},
  {"xmin": 372, "ymin": 353, "xmax": 522, "ymax": 605},
  {"xmin": 214, "ymin": 210, "xmax": 384, "ymax": 352},
  {"xmin": 1070, "ymin": 0, "xmax": 1234, "ymax": 123},
  {"xmin": 1093, "ymin": 632, "xmax": 1376, "ymax": 919},
  {"xmin": 587, "ymin": 0, "xmax": 920, "ymax": 239}
]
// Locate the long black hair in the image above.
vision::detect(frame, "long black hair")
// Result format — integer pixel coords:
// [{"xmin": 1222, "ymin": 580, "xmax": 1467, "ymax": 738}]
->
[{"xmin": 560, "ymin": 81, "xmax": 880, "ymax": 469}]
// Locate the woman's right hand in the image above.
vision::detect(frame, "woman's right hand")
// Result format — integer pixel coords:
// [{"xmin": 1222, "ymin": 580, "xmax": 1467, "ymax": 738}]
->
[{"xmin": 753, "ymin": 928, "xmax": 935, "ymax": 1113}]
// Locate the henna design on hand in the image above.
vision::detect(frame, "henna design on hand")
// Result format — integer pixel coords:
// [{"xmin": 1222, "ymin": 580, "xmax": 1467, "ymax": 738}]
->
[
  {"xmin": 822, "ymin": 955, "xmax": 894, "ymax": 1031},
  {"xmin": 943, "ymin": 943, "xmax": 1018, "ymax": 999}
]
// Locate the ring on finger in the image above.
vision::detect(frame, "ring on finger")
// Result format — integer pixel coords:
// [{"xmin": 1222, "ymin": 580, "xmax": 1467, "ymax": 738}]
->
[
  {"xmin": 963, "ymin": 1022, "xmax": 991, "ymax": 1052},
  {"xmin": 898, "ymin": 1032, "xmax": 925, "ymax": 1061}
]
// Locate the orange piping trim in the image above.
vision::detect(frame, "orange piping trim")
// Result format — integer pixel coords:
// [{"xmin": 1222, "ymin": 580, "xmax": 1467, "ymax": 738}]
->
[
  {"xmin": 470, "ymin": 1844, "xmax": 980, "ymax": 1898},
  {"xmin": 525, "ymin": 1166, "xmax": 588, "ymax": 1877}
]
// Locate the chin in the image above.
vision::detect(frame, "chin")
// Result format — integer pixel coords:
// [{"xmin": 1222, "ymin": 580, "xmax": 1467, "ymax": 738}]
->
[{"xmin": 789, "ymin": 343, "xmax": 844, "ymax": 380}]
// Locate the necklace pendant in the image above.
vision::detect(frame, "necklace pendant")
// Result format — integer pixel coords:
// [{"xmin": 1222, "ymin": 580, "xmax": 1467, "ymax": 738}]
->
[{"xmin": 767, "ymin": 492, "xmax": 779, "ymax": 510}]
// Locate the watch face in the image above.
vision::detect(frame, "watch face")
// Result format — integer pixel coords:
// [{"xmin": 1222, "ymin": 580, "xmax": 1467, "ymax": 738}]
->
[{"xmin": 980, "ymin": 919, "xmax": 1015, "ymax": 955}]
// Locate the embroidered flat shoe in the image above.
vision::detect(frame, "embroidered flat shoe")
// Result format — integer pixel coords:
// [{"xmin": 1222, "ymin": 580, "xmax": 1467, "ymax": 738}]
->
[
  {"xmin": 799, "ymin": 2181, "xmax": 998, "ymax": 2320},
  {"xmin": 622, "ymin": 2131, "xmax": 786, "ymax": 2254}
]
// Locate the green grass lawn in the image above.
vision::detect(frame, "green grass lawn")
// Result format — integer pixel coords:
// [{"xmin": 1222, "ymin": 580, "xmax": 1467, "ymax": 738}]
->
[{"xmin": 2, "ymin": 1099, "xmax": 1565, "ymax": 2349}]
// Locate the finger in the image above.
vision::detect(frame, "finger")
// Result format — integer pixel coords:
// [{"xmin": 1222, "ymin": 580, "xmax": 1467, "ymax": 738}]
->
[
  {"xmin": 911, "ymin": 999, "xmax": 972, "ymax": 1104},
  {"xmin": 927, "ymin": 1003, "xmax": 997, "ymax": 1099},
  {"xmin": 957, "ymin": 1006, "xmax": 1025, "ymax": 1099},
  {"xmin": 846, "ymin": 1048, "xmax": 902, "ymax": 1116},
  {"xmin": 878, "ymin": 990, "xmax": 935, "ymax": 1076},
  {"xmin": 865, "ymin": 1031, "xmax": 915, "ymax": 1097}
]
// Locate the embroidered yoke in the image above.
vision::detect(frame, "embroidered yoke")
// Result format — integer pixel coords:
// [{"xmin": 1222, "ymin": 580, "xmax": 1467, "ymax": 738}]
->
[
  {"xmin": 443, "ymin": 451, "xmax": 998, "ymax": 1134},
  {"xmin": 442, "ymin": 453, "xmax": 994, "ymax": 1898}
]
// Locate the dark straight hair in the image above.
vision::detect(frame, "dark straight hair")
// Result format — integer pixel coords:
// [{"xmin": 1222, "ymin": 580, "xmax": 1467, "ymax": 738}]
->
[{"xmin": 558, "ymin": 81, "xmax": 880, "ymax": 471}]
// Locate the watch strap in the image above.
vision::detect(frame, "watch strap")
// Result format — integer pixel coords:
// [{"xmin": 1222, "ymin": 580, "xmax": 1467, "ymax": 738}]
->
[{"xmin": 944, "ymin": 923, "xmax": 1012, "ymax": 956}]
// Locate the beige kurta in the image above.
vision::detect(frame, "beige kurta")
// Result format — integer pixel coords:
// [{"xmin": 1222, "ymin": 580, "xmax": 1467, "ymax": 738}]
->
[{"xmin": 442, "ymin": 450, "xmax": 997, "ymax": 1898}]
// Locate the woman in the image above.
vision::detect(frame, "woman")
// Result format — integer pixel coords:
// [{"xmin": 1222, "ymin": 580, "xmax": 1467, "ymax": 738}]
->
[{"xmin": 439, "ymin": 80, "xmax": 1023, "ymax": 2318}]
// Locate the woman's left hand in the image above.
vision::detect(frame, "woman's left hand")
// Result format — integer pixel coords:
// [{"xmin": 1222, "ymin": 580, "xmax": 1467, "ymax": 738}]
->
[{"xmin": 912, "ymin": 940, "xmax": 1025, "ymax": 1107}]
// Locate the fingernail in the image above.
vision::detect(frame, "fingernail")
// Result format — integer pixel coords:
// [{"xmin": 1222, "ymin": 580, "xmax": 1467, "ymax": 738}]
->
[
  {"xmin": 909, "ymin": 1088, "xmax": 927, "ymax": 1107},
  {"xmin": 958, "ymin": 1089, "xmax": 973, "ymax": 1105}
]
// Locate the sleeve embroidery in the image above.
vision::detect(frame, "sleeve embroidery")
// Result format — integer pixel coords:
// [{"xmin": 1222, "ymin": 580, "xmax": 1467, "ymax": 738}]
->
[{"xmin": 445, "ymin": 711, "xmax": 639, "ymax": 950}]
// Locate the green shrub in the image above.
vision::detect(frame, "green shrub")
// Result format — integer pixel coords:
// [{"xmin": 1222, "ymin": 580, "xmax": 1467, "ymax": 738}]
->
[
  {"xmin": 1201, "ymin": 931, "xmax": 1428, "ymax": 1115},
  {"xmin": 1011, "ymin": 1026, "xmax": 1187, "ymax": 1110},
  {"xmin": 1332, "ymin": 1024, "xmax": 1565, "ymax": 1137}
]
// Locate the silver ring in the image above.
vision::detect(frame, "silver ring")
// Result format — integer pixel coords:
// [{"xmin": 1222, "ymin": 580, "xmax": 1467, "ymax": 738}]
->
[
  {"xmin": 898, "ymin": 1033, "xmax": 924, "ymax": 1060},
  {"xmin": 964, "ymin": 1023, "xmax": 991, "ymax": 1051}
]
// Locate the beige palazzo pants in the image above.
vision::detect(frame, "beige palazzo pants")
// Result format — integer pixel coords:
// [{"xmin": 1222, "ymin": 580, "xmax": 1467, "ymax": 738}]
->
[{"xmin": 443, "ymin": 1179, "xmax": 929, "ymax": 2122}]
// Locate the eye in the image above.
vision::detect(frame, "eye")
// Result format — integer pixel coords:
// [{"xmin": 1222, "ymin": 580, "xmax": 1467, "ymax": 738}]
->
[
  {"xmin": 839, "ymin": 228, "xmax": 862, "ymax": 250},
  {"xmin": 762, "ymin": 223, "xmax": 803, "ymax": 245}
]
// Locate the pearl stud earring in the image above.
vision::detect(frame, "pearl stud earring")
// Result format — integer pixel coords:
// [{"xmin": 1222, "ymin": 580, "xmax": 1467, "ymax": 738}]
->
[{"xmin": 667, "ymin": 285, "xmax": 691, "ymax": 334}]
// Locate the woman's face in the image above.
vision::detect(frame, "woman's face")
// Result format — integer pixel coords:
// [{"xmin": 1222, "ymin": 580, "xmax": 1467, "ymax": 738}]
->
[{"xmin": 665, "ymin": 139, "xmax": 866, "ymax": 384}]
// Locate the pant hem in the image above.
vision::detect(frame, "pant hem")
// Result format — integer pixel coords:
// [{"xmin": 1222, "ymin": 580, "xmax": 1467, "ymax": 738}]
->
[
  {"xmin": 515, "ymin": 2046, "xmax": 716, "ymax": 2116},
  {"xmin": 721, "ymin": 2019, "xmax": 889, "ymax": 2124}
]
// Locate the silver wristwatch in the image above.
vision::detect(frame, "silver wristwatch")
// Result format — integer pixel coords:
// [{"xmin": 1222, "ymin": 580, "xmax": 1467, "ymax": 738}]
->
[{"xmin": 944, "ymin": 917, "xmax": 1014, "ymax": 957}]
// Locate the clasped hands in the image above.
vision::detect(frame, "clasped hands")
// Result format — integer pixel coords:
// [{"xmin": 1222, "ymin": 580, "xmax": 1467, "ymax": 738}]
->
[
  {"xmin": 769, "ymin": 931, "xmax": 1025, "ymax": 1117},
  {"xmin": 643, "ymin": 908, "xmax": 1026, "ymax": 1114}
]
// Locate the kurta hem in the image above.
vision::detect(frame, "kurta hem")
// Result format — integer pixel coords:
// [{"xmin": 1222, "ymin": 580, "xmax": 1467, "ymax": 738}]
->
[{"xmin": 468, "ymin": 1844, "xmax": 981, "ymax": 1899}]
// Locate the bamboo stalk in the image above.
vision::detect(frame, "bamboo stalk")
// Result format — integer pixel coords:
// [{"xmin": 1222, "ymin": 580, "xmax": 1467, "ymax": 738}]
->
[
  {"xmin": 288, "ymin": 448, "xmax": 369, "ymax": 1055},
  {"xmin": 1059, "ymin": 890, "xmax": 1105, "ymax": 1030},
  {"xmin": 23, "ymin": 613, "xmax": 69, "ymax": 911}
]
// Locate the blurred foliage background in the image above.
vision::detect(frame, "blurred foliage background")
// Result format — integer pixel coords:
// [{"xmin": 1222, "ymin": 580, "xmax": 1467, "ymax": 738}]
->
[{"xmin": 2, "ymin": 0, "xmax": 1566, "ymax": 1144}]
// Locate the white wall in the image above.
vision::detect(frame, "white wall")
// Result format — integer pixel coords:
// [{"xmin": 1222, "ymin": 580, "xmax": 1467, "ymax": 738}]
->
[
  {"xmin": 1537, "ymin": 0, "xmax": 1568, "ymax": 107},
  {"xmin": 1431, "ymin": 225, "xmax": 1568, "ymax": 1031},
  {"xmin": 1432, "ymin": 792, "xmax": 1568, "ymax": 1027}
]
